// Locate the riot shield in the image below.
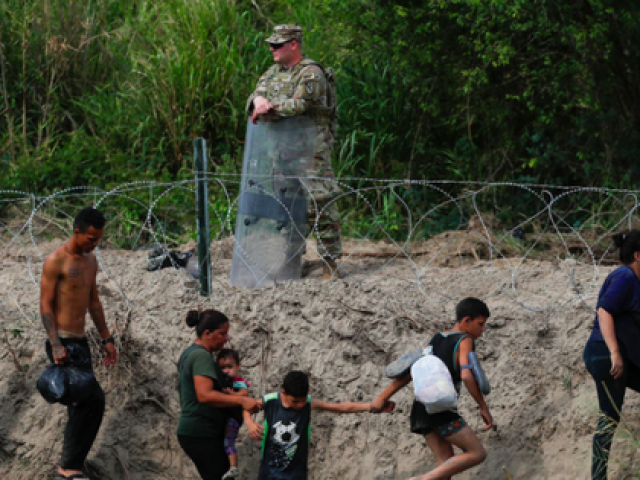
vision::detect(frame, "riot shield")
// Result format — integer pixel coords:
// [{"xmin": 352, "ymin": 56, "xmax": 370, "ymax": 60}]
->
[{"xmin": 230, "ymin": 117, "xmax": 316, "ymax": 288}]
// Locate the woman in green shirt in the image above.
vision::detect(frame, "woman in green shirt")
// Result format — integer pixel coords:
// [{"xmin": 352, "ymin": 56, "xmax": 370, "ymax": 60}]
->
[{"xmin": 177, "ymin": 309, "xmax": 260, "ymax": 480}]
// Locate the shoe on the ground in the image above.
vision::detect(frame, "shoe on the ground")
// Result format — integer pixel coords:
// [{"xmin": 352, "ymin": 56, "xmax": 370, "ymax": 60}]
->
[
  {"xmin": 146, "ymin": 254, "xmax": 167, "ymax": 271},
  {"xmin": 146, "ymin": 250, "xmax": 193, "ymax": 271},
  {"xmin": 222, "ymin": 467, "xmax": 240, "ymax": 479},
  {"xmin": 322, "ymin": 258, "xmax": 339, "ymax": 281}
]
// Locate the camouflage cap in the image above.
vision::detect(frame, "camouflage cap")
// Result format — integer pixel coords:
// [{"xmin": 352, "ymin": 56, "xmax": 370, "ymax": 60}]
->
[{"xmin": 266, "ymin": 25, "xmax": 303, "ymax": 45}]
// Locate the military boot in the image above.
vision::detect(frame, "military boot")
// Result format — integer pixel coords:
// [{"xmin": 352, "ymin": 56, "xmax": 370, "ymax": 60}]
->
[{"xmin": 322, "ymin": 258, "xmax": 338, "ymax": 281}]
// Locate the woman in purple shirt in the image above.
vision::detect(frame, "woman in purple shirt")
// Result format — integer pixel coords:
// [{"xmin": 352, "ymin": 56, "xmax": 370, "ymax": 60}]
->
[{"xmin": 584, "ymin": 231, "xmax": 640, "ymax": 480}]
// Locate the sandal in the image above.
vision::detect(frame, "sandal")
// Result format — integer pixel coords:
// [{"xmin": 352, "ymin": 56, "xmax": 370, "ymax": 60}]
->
[
  {"xmin": 56, "ymin": 473, "xmax": 90, "ymax": 480},
  {"xmin": 385, "ymin": 348, "xmax": 424, "ymax": 379}
]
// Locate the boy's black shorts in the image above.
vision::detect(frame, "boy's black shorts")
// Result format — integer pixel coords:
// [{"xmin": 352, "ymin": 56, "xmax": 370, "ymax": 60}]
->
[{"xmin": 410, "ymin": 400, "xmax": 465, "ymax": 436}]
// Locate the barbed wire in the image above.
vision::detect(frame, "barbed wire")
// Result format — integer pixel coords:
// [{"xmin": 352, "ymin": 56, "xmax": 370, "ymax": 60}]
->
[{"xmin": 2, "ymin": 177, "xmax": 638, "ymax": 327}]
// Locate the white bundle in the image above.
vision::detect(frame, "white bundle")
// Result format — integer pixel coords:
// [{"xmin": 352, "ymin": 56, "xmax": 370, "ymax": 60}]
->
[{"xmin": 411, "ymin": 346, "xmax": 458, "ymax": 414}]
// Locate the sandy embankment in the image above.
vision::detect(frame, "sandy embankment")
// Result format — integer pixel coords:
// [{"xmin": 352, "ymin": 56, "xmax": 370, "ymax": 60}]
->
[{"xmin": 1, "ymin": 236, "xmax": 639, "ymax": 480}]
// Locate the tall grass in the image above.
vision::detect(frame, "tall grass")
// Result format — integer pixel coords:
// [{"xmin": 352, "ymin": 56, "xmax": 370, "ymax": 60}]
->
[
  {"xmin": 0, "ymin": 0, "xmax": 426, "ymax": 189},
  {"xmin": 0, "ymin": 0, "xmax": 280, "ymax": 191}
]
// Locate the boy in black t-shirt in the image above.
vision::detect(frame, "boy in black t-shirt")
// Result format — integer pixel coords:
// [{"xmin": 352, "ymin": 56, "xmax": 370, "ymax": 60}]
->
[
  {"xmin": 372, "ymin": 297, "xmax": 494, "ymax": 480},
  {"xmin": 245, "ymin": 371, "xmax": 394, "ymax": 480}
]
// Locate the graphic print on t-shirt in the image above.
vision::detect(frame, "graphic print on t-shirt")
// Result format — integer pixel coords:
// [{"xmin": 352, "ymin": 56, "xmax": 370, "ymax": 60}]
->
[{"xmin": 269, "ymin": 420, "xmax": 301, "ymax": 469}]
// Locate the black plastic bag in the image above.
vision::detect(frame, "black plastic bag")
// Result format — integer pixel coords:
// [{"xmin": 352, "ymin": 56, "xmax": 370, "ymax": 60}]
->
[
  {"xmin": 37, "ymin": 364, "xmax": 96, "ymax": 405},
  {"xmin": 36, "ymin": 364, "xmax": 67, "ymax": 404}
]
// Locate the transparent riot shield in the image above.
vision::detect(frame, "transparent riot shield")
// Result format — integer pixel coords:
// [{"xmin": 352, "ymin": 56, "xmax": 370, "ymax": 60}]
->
[{"xmin": 230, "ymin": 117, "xmax": 316, "ymax": 288}]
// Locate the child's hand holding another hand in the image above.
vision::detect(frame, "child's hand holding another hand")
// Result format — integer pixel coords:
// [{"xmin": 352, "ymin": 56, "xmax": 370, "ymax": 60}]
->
[{"xmin": 247, "ymin": 419, "xmax": 265, "ymax": 441}]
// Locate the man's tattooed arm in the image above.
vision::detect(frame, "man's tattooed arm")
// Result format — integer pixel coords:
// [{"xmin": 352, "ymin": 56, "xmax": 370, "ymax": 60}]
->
[
  {"xmin": 41, "ymin": 312, "xmax": 61, "ymax": 344},
  {"xmin": 40, "ymin": 255, "xmax": 67, "ymax": 363},
  {"xmin": 41, "ymin": 312, "xmax": 66, "ymax": 361}
]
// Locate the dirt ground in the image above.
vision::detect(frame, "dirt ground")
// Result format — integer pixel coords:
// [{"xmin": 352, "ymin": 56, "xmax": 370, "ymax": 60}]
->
[{"xmin": 1, "ymin": 233, "xmax": 639, "ymax": 480}]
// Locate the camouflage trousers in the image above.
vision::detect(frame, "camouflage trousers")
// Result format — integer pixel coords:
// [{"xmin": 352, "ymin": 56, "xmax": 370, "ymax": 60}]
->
[{"xmin": 304, "ymin": 155, "xmax": 342, "ymax": 259}]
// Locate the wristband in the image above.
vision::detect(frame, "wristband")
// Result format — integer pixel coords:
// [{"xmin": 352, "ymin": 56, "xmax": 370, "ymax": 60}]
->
[{"xmin": 101, "ymin": 336, "xmax": 115, "ymax": 346}]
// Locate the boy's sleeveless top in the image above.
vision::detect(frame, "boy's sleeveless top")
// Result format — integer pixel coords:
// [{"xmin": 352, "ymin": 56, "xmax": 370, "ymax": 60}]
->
[
  {"xmin": 258, "ymin": 392, "xmax": 311, "ymax": 480},
  {"xmin": 409, "ymin": 332, "xmax": 474, "ymax": 434},
  {"xmin": 428, "ymin": 332, "xmax": 474, "ymax": 389}
]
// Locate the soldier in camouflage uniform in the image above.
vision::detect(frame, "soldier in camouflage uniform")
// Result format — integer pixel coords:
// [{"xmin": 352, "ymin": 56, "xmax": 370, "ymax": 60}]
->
[{"xmin": 246, "ymin": 25, "xmax": 342, "ymax": 281}]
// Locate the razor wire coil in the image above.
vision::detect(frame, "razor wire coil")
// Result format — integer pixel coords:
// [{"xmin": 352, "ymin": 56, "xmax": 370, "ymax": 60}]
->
[{"xmin": 2, "ymin": 177, "xmax": 637, "ymax": 326}]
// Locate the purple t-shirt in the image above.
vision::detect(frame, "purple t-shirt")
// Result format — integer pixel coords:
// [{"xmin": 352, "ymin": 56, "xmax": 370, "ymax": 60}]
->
[{"xmin": 588, "ymin": 265, "xmax": 640, "ymax": 367}]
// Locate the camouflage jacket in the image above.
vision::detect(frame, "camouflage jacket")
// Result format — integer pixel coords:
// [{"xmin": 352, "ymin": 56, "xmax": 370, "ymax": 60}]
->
[{"xmin": 246, "ymin": 57, "xmax": 334, "ymax": 131}]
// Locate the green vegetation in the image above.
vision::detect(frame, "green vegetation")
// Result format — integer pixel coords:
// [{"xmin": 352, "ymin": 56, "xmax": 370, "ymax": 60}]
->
[{"xmin": 2, "ymin": 0, "xmax": 640, "ymax": 239}]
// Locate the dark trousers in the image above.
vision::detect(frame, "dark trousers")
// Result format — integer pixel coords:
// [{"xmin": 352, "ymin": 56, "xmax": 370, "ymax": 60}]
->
[
  {"xmin": 178, "ymin": 434, "xmax": 230, "ymax": 480},
  {"xmin": 584, "ymin": 340, "xmax": 640, "ymax": 480},
  {"xmin": 46, "ymin": 338, "xmax": 106, "ymax": 470}
]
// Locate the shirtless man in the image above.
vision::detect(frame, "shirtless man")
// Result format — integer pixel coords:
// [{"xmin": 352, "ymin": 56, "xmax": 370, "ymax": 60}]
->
[{"xmin": 40, "ymin": 207, "xmax": 117, "ymax": 480}]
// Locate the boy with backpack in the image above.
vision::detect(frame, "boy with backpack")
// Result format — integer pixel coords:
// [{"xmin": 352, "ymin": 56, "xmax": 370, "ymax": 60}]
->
[
  {"xmin": 245, "ymin": 370, "xmax": 394, "ymax": 479},
  {"xmin": 371, "ymin": 297, "xmax": 494, "ymax": 480}
]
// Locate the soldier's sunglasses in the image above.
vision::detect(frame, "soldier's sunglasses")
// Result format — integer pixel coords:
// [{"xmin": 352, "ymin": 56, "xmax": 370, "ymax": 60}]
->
[{"xmin": 269, "ymin": 40, "xmax": 293, "ymax": 50}]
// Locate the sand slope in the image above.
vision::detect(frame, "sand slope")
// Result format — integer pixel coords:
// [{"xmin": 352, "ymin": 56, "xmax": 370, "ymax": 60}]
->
[{"xmin": 1, "ymin": 241, "xmax": 639, "ymax": 480}]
